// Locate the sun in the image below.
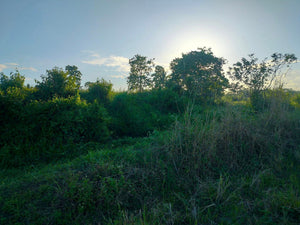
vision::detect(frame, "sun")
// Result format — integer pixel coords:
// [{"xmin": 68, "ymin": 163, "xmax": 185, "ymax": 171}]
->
[{"xmin": 162, "ymin": 31, "xmax": 230, "ymax": 66}]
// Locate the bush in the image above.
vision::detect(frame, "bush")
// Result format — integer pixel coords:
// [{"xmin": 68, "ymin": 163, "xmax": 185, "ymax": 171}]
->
[
  {"xmin": 108, "ymin": 89, "xmax": 183, "ymax": 137},
  {"xmin": 0, "ymin": 95, "xmax": 110, "ymax": 167},
  {"xmin": 80, "ymin": 78, "xmax": 113, "ymax": 106},
  {"xmin": 291, "ymin": 92, "xmax": 300, "ymax": 108}
]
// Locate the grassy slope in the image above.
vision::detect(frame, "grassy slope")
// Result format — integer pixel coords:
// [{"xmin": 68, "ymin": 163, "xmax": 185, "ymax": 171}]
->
[{"xmin": 1, "ymin": 104, "xmax": 300, "ymax": 225}]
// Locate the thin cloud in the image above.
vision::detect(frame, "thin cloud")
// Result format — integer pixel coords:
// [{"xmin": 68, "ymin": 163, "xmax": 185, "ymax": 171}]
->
[
  {"xmin": 82, "ymin": 52, "xmax": 130, "ymax": 72},
  {"xmin": 6, "ymin": 63, "xmax": 18, "ymax": 66},
  {"xmin": 0, "ymin": 63, "xmax": 37, "ymax": 72},
  {"xmin": 111, "ymin": 75, "xmax": 126, "ymax": 79},
  {"xmin": 20, "ymin": 67, "xmax": 38, "ymax": 72},
  {"xmin": 82, "ymin": 58, "xmax": 107, "ymax": 65},
  {"xmin": 91, "ymin": 53, "xmax": 100, "ymax": 57},
  {"xmin": 0, "ymin": 64, "xmax": 7, "ymax": 72}
]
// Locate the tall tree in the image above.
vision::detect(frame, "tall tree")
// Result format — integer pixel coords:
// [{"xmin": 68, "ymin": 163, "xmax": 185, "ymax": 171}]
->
[
  {"xmin": 65, "ymin": 65, "xmax": 82, "ymax": 88},
  {"xmin": 127, "ymin": 54, "xmax": 154, "ymax": 92},
  {"xmin": 152, "ymin": 65, "xmax": 167, "ymax": 89},
  {"xmin": 169, "ymin": 47, "xmax": 228, "ymax": 102},
  {"xmin": 227, "ymin": 53, "xmax": 297, "ymax": 110}
]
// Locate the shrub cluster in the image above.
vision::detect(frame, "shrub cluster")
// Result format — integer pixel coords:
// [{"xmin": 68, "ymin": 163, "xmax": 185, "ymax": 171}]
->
[
  {"xmin": 0, "ymin": 85, "xmax": 183, "ymax": 167},
  {"xmin": 0, "ymin": 94, "xmax": 110, "ymax": 167},
  {"xmin": 109, "ymin": 89, "xmax": 185, "ymax": 137}
]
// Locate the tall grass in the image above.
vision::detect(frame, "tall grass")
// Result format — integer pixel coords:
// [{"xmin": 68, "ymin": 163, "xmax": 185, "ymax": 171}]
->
[{"xmin": 166, "ymin": 98, "xmax": 299, "ymax": 177}]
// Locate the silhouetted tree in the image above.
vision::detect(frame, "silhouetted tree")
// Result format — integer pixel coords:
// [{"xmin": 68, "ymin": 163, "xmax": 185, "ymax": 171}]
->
[
  {"xmin": 152, "ymin": 65, "xmax": 167, "ymax": 89},
  {"xmin": 228, "ymin": 53, "xmax": 297, "ymax": 110},
  {"xmin": 169, "ymin": 47, "xmax": 228, "ymax": 102},
  {"xmin": 127, "ymin": 55, "xmax": 154, "ymax": 92}
]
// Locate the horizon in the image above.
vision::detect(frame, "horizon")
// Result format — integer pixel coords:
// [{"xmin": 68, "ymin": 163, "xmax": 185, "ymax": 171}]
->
[{"xmin": 1, "ymin": 0, "xmax": 299, "ymax": 90}]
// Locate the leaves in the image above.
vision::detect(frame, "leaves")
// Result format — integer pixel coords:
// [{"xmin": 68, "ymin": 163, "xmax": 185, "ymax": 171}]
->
[
  {"xmin": 152, "ymin": 65, "xmax": 167, "ymax": 89},
  {"xmin": 35, "ymin": 66, "xmax": 82, "ymax": 101},
  {"xmin": 169, "ymin": 47, "xmax": 228, "ymax": 102},
  {"xmin": 228, "ymin": 53, "xmax": 297, "ymax": 93},
  {"xmin": 127, "ymin": 55, "xmax": 155, "ymax": 92}
]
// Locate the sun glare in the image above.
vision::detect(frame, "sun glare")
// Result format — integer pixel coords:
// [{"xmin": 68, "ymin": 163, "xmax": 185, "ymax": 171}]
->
[{"xmin": 162, "ymin": 32, "xmax": 230, "ymax": 67}]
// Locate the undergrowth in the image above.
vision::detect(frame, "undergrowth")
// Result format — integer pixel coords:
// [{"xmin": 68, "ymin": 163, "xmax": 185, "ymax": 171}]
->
[{"xmin": 1, "ymin": 92, "xmax": 300, "ymax": 224}]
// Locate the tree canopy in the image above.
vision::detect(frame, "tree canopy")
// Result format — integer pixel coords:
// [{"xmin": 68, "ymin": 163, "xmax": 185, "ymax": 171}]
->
[
  {"xmin": 0, "ymin": 70, "xmax": 25, "ymax": 92},
  {"xmin": 65, "ymin": 65, "xmax": 82, "ymax": 88},
  {"xmin": 227, "ymin": 53, "xmax": 297, "ymax": 110},
  {"xmin": 35, "ymin": 65, "xmax": 82, "ymax": 100},
  {"xmin": 152, "ymin": 65, "xmax": 167, "ymax": 89},
  {"xmin": 228, "ymin": 53, "xmax": 297, "ymax": 92},
  {"xmin": 127, "ymin": 55, "xmax": 155, "ymax": 92},
  {"xmin": 169, "ymin": 47, "xmax": 228, "ymax": 102},
  {"xmin": 83, "ymin": 78, "xmax": 113, "ymax": 105}
]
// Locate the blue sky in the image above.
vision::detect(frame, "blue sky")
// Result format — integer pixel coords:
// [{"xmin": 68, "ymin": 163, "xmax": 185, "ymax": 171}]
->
[{"xmin": 1, "ymin": 0, "xmax": 299, "ymax": 90}]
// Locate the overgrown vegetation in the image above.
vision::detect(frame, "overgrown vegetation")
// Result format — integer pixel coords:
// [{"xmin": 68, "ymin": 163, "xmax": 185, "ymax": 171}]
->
[{"xmin": 0, "ymin": 48, "xmax": 299, "ymax": 224}]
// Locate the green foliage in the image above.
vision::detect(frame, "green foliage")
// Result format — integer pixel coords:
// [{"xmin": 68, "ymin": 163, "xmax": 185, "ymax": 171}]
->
[
  {"xmin": 165, "ymin": 104, "xmax": 300, "ymax": 178},
  {"xmin": 152, "ymin": 65, "xmax": 167, "ymax": 89},
  {"xmin": 109, "ymin": 89, "xmax": 182, "ymax": 137},
  {"xmin": 0, "ymin": 70, "xmax": 25, "ymax": 92},
  {"xmin": 65, "ymin": 65, "xmax": 82, "ymax": 88},
  {"xmin": 0, "ymin": 88, "xmax": 24, "ymax": 128},
  {"xmin": 35, "ymin": 66, "xmax": 82, "ymax": 100},
  {"xmin": 81, "ymin": 78, "xmax": 113, "ymax": 105},
  {"xmin": 127, "ymin": 55, "xmax": 155, "ymax": 92},
  {"xmin": 0, "ymin": 96, "xmax": 110, "ymax": 167},
  {"xmin": 1, "ymin": 55, "xmax": 300, "ymax": 224},
  {"xmin": 291, "ymin": 92, "xmax": 300, "ymax": 108},
  {"xmin": 228, "ymin": 53, "xmax": 297, "ymax": 111},
  {"xmin": 169, "ymin": 47, "xmax": 228, "ymax": 103},
  {"xmin": 1, "ymin": 100, "xmax": 300, "ymax": 224}
]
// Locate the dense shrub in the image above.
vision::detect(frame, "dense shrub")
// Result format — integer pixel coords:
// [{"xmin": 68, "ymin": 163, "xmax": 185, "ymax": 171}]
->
[
  {"xmin": 291, "ymin": 92, "xmax": 300, "ymax": 108},
  {"xmin": 108, "ymin": 89, "xmax": 185, "ymax": 137},
  {"xmin": 80, "ymin": 78, "xmax": 113, "ymax": 105},
  {"xmin": 0, "ymin": 95, "xmax": 110, "ymax": 167}
]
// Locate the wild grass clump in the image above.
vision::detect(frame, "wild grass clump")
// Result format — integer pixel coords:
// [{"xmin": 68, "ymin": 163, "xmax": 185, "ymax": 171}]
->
[{"xmin": 164, "ymin": 96, "xmax": 300, "ymax": 180}]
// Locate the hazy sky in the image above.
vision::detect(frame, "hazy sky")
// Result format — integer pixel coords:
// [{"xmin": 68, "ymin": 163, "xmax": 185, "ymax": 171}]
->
[{"xmin": 1, "ymin": 0, "xmax": 299, "ymax": 90}]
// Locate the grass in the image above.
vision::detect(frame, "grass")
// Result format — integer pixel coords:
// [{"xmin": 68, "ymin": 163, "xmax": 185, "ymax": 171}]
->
[{"xmin": 1, "ymin": 94, "xmax": 300, "ymax": 224}]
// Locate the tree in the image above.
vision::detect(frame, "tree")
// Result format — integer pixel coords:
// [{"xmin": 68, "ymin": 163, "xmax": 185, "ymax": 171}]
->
[
  {"xmin": 65, "ymin": 65, "xmax": 82, "ymax": 88},
  {"xmin": 169, "ymin": 47, "xmax": 228, "ymax": 102},
  {"xmin": 83, "ymin": 78, "xmax": 113, "ymax": 105},
  {"xmin": 127, "ymin": 54, "xmax": 154, "ymax": 92},
  {"xmin": 35, "ymin": 66, "xmax": 82, "ymax": 100},
  {"xmin": 0, "ymin": 70, "xmax": 25, "ymax": 92},
  {"xmin": 227, "ymin": 53, "xmax": 297, "ymax": 110},
  {"xmin": 152, "ymin": 65, "xmax": 167, "ymax": 89}
]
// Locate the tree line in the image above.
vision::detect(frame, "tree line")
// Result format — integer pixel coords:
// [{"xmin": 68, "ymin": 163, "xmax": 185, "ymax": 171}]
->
[{"xmin": 1, "ymin": 47, "xmax": 296, "ymax": 108}]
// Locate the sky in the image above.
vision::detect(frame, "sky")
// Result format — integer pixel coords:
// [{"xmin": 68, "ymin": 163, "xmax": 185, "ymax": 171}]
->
[{"xmin": 1, "ymin": 0, "xmax": 299, "ymax": 90}]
